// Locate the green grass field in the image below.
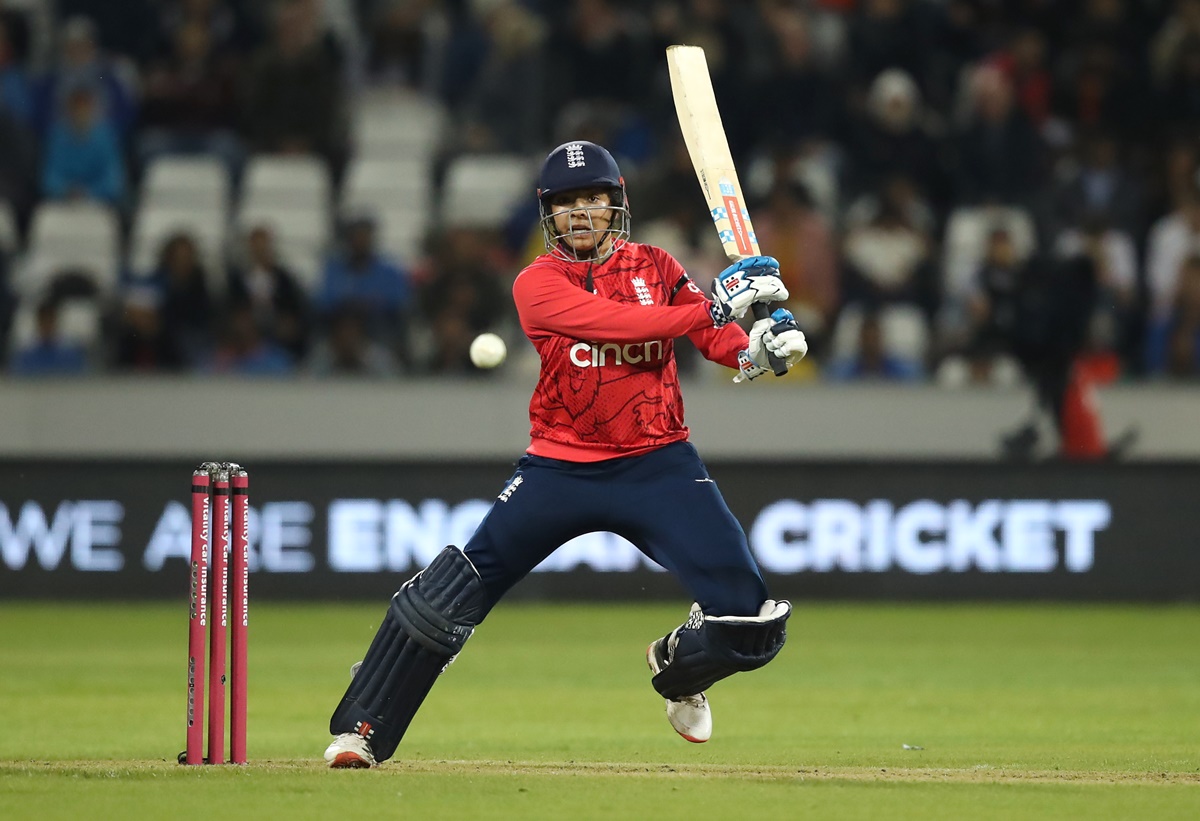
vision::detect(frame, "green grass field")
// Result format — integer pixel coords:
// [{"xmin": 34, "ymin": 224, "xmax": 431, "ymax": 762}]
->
[{"xmin": 1, "ymin": 602, "xmax": 1197, "ymax": 820}]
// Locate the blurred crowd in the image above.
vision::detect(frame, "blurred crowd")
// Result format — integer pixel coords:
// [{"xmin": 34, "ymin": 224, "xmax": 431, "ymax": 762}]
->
[{"xmin": 0, "ymin": 0, "xmax": 1198, "ymax": 384}]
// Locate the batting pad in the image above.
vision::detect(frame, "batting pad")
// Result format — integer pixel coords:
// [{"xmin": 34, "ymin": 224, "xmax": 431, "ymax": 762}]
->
[
  {"xmin": 651, "ymin": 600, "xmax": 791, "ymax": 699},
  {"xmin": 329, "ymin": 546, "xmax": 486, "ymax": 762}
]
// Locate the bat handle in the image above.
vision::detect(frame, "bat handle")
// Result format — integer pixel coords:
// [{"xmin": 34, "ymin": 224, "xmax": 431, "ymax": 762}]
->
[{"xmin": 752, "ymin": 303, "xmax": 789, "ymax": 376}]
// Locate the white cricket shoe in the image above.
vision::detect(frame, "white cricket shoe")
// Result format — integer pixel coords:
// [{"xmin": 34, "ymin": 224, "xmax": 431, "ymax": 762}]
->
[
  {"xmin": 646, "ymin": 640, "xmax": 712, "ymax": 743},
  {"xmin": 324, "ymin": 732, "xmax": 376, "ymax": 769}
]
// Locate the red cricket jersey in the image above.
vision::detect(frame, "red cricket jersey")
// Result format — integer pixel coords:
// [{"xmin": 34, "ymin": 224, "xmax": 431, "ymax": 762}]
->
[{"xmin": 512, "ymin": 241, "xmax": 748, "ymax": 462}]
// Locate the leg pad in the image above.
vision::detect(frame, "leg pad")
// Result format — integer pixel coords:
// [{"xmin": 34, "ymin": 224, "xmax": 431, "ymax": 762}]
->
[
  {"xmin": 329, "ymin": 546, "xmax": 486, "ymax": 762},
  {"xmin": 650, "ymin": 600, "xmax": 791, "ymax": 699}
]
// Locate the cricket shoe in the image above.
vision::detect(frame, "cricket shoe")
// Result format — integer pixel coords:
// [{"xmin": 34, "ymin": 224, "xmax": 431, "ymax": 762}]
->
[
  {"xmin": 324, "ymin": 732, "xmax": 376, "ymax": 769},
  {"xmin": 646, "ymin": 638, "xmax": 712, "ymax": 743}
]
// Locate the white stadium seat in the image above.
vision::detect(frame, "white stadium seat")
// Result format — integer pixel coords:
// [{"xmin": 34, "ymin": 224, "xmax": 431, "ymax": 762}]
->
[
  {"xmin": 440, "ymin": 154, "xmax": 535, "ymax": 229},
  {"xmin": 341, "ymin": 157, "xmax": 433, "ymax": 263},
  {"xmin": 832, "ymin": 303, "xmax": 930, "ymax": 365},
  {"xmin": 16, "ymin": 202, "xmax": 121, "ymax": 298},
  {"xmin": 353, "ymin": 88, "xmax": 447, "ymax": 161},
  {"xmin": 341, "ymin": 157, "xmax": 432, "ymax": 213},
  {"xmin": 139, "ymin": 155, "xmax": 231, "ymax": 211},
  {"xmin": 242, "ymin": 154, "xmax": 332, "ymax": 209}
]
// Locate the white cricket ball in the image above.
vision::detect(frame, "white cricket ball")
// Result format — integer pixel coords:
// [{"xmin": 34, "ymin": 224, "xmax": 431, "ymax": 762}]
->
[{"xmin": 470, "ymin": 333, "xmax": 507, "ymax": 369}]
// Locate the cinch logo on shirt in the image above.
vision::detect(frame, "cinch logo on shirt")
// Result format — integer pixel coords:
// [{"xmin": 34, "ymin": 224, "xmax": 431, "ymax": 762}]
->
[{"xmin": 570, "ymin": 340, "xmax": 664, "ymax": 367}]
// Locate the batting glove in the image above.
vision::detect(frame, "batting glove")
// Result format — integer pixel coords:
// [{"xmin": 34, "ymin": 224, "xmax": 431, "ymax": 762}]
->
[
  {"xmin": 708, "ymin": 256, "xmax": 789, "ymax": 327},
  {"xmin": 734, "ymin": 308, "xmax": 808, "ymax": 382}
]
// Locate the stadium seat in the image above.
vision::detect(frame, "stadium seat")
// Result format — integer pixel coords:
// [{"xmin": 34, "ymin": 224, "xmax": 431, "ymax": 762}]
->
[
  {"xmin": 341, "ymin": 157, "xmax": 433, "ymax": 213},
  {"xmin": 372, "ymin": 205, "xmax": 429, "ymax": 263},
  {"xmin": 340, "ymin": 157, "xmax": 433, "ymax": 263},
  {"xmin": 440, "ymin": 154, "xmax": 535, "ymax": 229},
  {"xmin": 242, "ymin": 154, "xmax": 332, "ymax": 209},
  {"xmin": 353, "ymin": 88, "xmax": 447, "ymax": 161},
  {"xmin": 15, "ymin": 203, "xmax": 121, "ymax": 299},
  {"xmin": 139, "ymin": 156, "xmax": 231, "ymax": 211},
  {"xmin": 831, "ymin": 303, "xmax": 930, "ymax": 366}
]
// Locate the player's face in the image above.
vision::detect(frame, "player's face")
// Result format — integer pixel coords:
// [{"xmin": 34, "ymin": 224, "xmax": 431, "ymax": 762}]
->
[{"xmin": 549, "ymin": 189, "xmax": 613, "ymax": 253}]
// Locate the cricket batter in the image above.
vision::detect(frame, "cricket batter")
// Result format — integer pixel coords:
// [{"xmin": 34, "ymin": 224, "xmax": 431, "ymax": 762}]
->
[{"xmin": 324, "ymin": 141, "xmax": 808, "ymax": 768}]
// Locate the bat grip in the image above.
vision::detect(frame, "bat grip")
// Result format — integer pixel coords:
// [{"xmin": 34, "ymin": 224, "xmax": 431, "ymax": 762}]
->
[{"xmin": 752, "ymin": 303, "xmax": 789, "ymax": 376}]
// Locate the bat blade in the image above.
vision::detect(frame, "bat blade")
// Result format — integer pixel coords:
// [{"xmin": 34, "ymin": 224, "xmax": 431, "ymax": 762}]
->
[
  {"xmin": 666, "ymin": 44, "xmax": 760, "ymax": 261},
  {"xmin": 667, "ymin": 44, "xmax": 787, "ymax": 376}
]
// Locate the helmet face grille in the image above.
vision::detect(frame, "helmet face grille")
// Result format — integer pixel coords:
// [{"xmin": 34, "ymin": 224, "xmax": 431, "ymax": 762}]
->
[{"xmin": 538, "ymin": 194, "xmax": 630, "ymax": 264}]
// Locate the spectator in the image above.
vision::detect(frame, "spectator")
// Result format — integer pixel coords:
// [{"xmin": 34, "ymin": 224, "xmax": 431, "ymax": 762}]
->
[
  {"xmin": 147, "ymin": 232, "xmax": 216, "ymax": 366},
  {"xmin": 1053, "ymin": 40, "xmax": 1141, "ymax": 140},
  {"xmin": 988, "ymin": 27, "xmax": 1052, "ymax": 129},
  {"xmin": 846, "ymin": 0, "xmax": 930, "ymax": 95},
  {"xmin": 1054, "ymin": 215, "xmax": 1140, "ymax": 365},
  {"xmin": 0, "ymin": 96, "xmax": 36, "ymax": 231},
  {"xmin": 1000, "ymin": 253, "xmax": 1112, "ymax": 459},
  {"xmin": 308, "ymin": 305, "xmax": 397, "ymax": 378},
  {"xmin": 1146, "ymin": 185, "xmax": 1200, "ymax": 320},
  {"xmin": 227, "ymin": 225, "xmax": 310, "ymax": 361},
  {"xmin": 111, "ymin": 286, "xmax": 187, "ymax": 372},
  {"xmin": 545, "ymin": 0, "xmax": 653, "ymax": 111},
  {"xmin": 417, "ymin": 226, "xmax": 509, "ymax": 336},
  {"xmin": 241, "ymin": 0, "xmax": 347, "ymax": 173},
  {"xmin": 424, "ymin": 307, "xmax": 476, "ymax": 375},
  {"xmin": 0, "ymin": 15, "xmax": 32, "ymax": 125},
  {"xmin": 1145, "ymin": 135, "xmax": 1200, "ymax": 222},
  {"xmin": 137, "ymin": 18, "xmax": 244, "ymax": 176},
  {"xmin": 752, "ymin": 178, "xmax": 840, "ymax": 341},
  {"xmin": 826, "ymin": 309, "xmax": 924, "ymax": 381},
  {"xmin": 360, "ymin": 0, "xmax": 443, "ymax": 87},
  {"xmin": 847, "ymin": 68, "xmax": 946, "ymax": 209},
  {"xmin": 453, "ymin": 1, "xmax": 548, "ymax": 154},
  {"xmin": 841, "ymin": 195, "xmax": 936, "ymax": 318},
  {"xmin": 55, "ymin": 0, "xmax": 160, "ymax": 65},
  {"xmin": 936, "ymin": 227, "xmax": 1025, "ymax": 385},
  {"xmin": 751, "ymin": 8, "xmax": 840, "ymax": 151},
  {"xmin": 953, "ymin": 64, "xmax": 1043, "ymax": 206},
  {"xmin": 205, "ymin": 302, "xmax": 294, "ymax": 376},
  {"xmin": 844, "ymin": 172, "xmax": 936, "ymax": 235},
  {"xmin": 40, "ymin": 82, "xmax": 126, "ymax": 206},
  {"xmin": 1156, "ymin": 35, "xmax": 1200, "ymax": 130},
  {"xmin": 315, "ymin": 214, "xmax": 411, "ymax": 339},
  {"xmin": 32, "ymin": 16, "xmax": 137, "ymax": 138},
  {"xmin": 1049, "ymin": 132, "xmax": 1143, "ymax": 237},
  {"xmin": 8, "ymin": 298, "xmax": 89, "ymax": 376},
  {"xmin": 154, "ymin": 0, "xmax": 258, "ymax": 59},
  {"xmin": 0, "ymin": 247, "xmax": 13, "ymax": 363},
  {"xmin": 1145, "ymin": 254, "xmax": 1200, "ymax": 377},
  {"xmin": 1151, "ymin": 0, "xmax": 1200, "ymax": 87}
]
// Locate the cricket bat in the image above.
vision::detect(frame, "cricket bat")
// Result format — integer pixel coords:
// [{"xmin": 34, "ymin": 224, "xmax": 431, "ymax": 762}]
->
[{"xmin": 666, "ymin": 44, "xmax": 788, "ymax": 376}]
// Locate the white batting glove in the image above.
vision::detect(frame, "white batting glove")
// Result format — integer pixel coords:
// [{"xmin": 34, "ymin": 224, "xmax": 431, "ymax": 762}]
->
[
  {"xmin": 734, "ymin": 308, "xmax": 808, "ymax": 382},
  {"xmin": 708, "ymin": 255, "xmax": 790, "ymax": 327}
]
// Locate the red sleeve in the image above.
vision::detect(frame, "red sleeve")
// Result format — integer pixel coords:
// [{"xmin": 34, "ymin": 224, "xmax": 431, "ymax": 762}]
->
[
  {"xmin": 513, "ymin": 262, "xmax": 714, "ymax": 343},
  {"xmin": 653, "ymin": 248, "xmax": 747, "ymax": 369}
]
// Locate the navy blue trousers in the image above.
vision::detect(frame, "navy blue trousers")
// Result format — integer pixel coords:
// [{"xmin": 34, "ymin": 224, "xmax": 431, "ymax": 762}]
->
[{"xmin": 463, "ymin": 441, "xmax": 767, "ymax": 617}]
